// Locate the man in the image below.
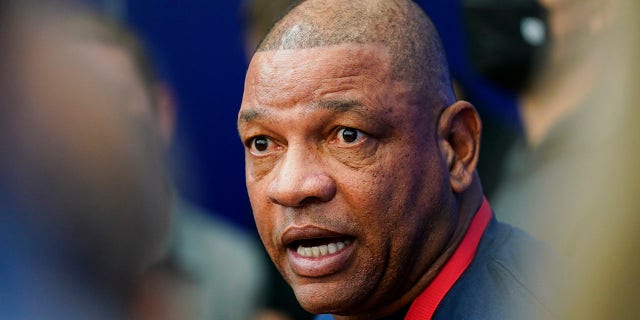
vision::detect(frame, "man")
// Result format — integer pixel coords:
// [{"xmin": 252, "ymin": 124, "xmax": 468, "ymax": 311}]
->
[{"xmin": 238, "ymin": 0, "xmax": 560, "ymax": 319}]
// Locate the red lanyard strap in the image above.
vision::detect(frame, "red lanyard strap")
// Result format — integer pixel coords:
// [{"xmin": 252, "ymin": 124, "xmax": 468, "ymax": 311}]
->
[{"xmin": 405, "ymin": 198, "xmax": 492, "ymax": 320}]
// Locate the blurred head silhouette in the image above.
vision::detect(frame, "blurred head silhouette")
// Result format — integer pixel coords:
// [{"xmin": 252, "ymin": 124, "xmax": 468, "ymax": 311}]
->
[{"xmin": 0, "ymin": 2, "xmax": 171, "ymax": 317}]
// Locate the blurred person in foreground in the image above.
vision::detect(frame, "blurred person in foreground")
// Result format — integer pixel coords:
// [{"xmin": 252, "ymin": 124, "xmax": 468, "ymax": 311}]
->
[
  {"xmin": 473, "ymin": 0, "xmax": 640, "ymax": 318},
  {"xmin": 47, "ymin": 8, "xmax": 269, "ymax": 320},
  {"xmin": 562, "ymin": 3, "xmax": 640, "ymax": 318},
  {"xmin": 440, "ymin": 0, "xmax": 640, "ymax": 317},
  {"xmin": 238, "ymin": 0, "xmax": 563, "ymax": 319},
  {"xmin": 484, "ymin": 0, "xmax": 629, "ymax": 255},
  {"xmin": 0, "ymin": 2, "xmax": 171, "ymax": 318}
]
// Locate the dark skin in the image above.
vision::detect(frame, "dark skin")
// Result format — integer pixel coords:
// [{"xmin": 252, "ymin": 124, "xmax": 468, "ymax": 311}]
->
[{"xmin": 239, "ymin": 43, "xmax": 483, "ymax": 319}]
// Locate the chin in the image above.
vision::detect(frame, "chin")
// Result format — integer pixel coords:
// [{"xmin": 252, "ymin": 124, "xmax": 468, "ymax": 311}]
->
[{"xmin": 292, "ymin": 280, "xmax": 369, "ymax": 316}]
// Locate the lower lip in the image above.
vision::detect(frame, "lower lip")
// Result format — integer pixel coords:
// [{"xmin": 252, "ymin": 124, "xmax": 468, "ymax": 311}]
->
[{"xmin": 287, "ymin": 242, "xmax": 356, "ymax": 278}]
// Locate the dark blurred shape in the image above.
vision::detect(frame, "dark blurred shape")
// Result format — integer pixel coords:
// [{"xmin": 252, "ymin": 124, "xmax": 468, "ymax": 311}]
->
[
  {"xmin": 490, "ymin": 0, "xmax": 624, "ymax": 246},
  {"xmin": 534, "ymin": 1, "xmax": 640, "ymax": 318},
  {"xmin": 132, "ymin": 259, "xmax": 200, "ymax": 320},
  {"xmin": 138, "ymin": 199, "xmax": 268, "ymax": 320},
  {"xmin": 0, "ymin": 1, "xmax": 171, "ymax": 318},
  {"xmin": 454, "ymin": 0, "xmax": 640, "ymax": 317},
  {"xmin": 463, "ymin": 0, "xmax": 550, "ymax": 93}
]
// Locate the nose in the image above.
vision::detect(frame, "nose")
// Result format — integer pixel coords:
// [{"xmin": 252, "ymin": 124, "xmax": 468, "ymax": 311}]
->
[{"xmin": 266, "ymin": 146, "xmax": 336, "ymax": 207}]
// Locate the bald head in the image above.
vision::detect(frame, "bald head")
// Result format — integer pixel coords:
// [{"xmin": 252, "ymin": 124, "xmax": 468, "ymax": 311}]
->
[{"xmin": 257, "ymin": 0, "xmax": 454, "ymax": 106}]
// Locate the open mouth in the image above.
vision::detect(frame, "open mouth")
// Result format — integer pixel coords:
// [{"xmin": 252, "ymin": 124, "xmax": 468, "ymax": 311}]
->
[
  {"xmin": 284, "ymin": 230, "xmax": 357, "ymax": 277},
  {"xmin": 289, "ymin": 237, "xmax": 353, "ymax": 258}
]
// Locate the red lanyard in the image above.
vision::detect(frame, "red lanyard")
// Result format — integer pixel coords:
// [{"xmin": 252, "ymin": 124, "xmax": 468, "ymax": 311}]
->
[{"xmin": 404, "ymin": 198, "xmax": 492, "ymax": 320}]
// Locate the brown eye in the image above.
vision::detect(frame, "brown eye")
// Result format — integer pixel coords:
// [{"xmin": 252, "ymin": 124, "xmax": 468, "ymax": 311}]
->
[
  {"xmin": 253, "ymin": 136, "xmax": 269, "ymax": 151},
  {"xmin": 249, "ymin": 135, "xmax": 279, "ymax": 156},
  {"xmin": 246, "ymin": 134, "xmax": 282, "ymax": 158},
  {"xmin": 337, "ymin": 127, "xmax": 363, "ymax": 144}
]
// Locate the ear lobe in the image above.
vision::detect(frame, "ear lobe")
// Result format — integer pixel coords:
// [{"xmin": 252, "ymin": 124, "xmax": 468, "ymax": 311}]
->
[{"xmin": 437, "ymin": 101, "xmax": 482, "ymax": 193}]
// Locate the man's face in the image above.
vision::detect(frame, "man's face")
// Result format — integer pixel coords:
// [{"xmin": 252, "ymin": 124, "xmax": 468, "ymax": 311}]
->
[{"xmin": 239, "ymin": 44, "xmax": 455, "ymax": 315}]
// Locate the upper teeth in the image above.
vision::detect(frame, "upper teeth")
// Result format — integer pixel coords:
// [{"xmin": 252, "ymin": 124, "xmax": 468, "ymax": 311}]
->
[{"xmin": 296, "ymin": 240, "xmax": 351, "ymax": 258}]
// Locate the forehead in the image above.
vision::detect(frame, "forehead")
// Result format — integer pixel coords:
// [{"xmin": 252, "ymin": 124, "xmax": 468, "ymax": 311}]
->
[{"xmin": 242, "ymin": 44, "xmax": 395, "ymax": 109}]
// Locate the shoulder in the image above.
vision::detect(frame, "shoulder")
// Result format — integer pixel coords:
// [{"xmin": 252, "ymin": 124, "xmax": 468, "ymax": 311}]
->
[{"xmin": 435, "ymin": 218, "xmax": 565, "ymax": 319}]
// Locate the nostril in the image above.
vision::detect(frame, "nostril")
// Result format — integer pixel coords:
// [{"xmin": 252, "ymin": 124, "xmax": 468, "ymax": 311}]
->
[{"xmin": 298, "ymin": 196, "xmax": 326, "ymax": 207}]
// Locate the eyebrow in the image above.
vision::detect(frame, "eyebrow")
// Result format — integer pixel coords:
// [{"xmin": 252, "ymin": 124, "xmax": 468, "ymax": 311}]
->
[
  {"xmin": 316, "ymin": 99, "xmax": 365, "ymax": 112},
  {"xmin": 238, "ymin": 109, "xmax": 264, "ymax": 123},
  {"xmin": 238, "ymin": 99, "xmax": 366, "ymax": 124}
]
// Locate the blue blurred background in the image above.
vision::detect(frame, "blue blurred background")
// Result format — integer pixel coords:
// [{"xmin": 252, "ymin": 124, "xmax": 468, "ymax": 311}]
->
[{"xmin": 125, "ymin": 0, "xmax": 256, "ymax": 229}]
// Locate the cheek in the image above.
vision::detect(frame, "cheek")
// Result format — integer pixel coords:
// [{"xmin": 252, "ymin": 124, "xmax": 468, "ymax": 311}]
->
[
  {"xmin": 245, "ymin": 176, "xmax": 274, "ymax": 242},
  {"xmin": 248, "ymin": 190, "xmax": 270, "ymax": 229},
  {"xmin": 338, "ymin": 166, "xmax": 386, "ymax": 204},
  {"xmin": 328, "ymin": 140, "xmax": 379, "ymax": 169},
  {"xmin": 338, "ymin": 161, "xmax": 405, "ymax": 232},
  {"xmin": 251, "ymin": 202, "xmax": 280, "ymax": 264},
  {"xmin": 246, "ymin": 153, "xmax": 278, "ymax": 182},
  {"xmin": 345, "ymin": 147, "xmax": 445, "ymax": 224},
  {"xmin": 351, "ymin": 155, "xmax": 417, "ymax": 199},
  {"xmin": 246, "ymin": 188, "xmax": 288, "ymax": 262}
]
